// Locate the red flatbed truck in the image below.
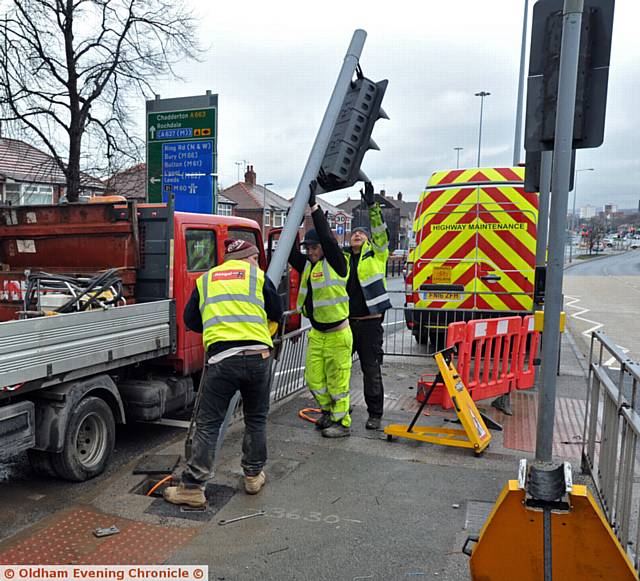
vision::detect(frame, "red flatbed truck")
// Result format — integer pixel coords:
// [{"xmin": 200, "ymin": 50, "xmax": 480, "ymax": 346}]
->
[{"xmin": 0, "ymin": 201, "xmax": 298, "ymax": 481}]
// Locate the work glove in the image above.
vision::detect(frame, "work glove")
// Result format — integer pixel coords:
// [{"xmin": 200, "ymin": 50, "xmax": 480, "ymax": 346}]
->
[
  {"xmin": 308, "ymin": 179, "xmax": 318, "ymax": 208},
  {"xmin": 360, "ymin": 181, "xmax": 375, "ymax": 206}
]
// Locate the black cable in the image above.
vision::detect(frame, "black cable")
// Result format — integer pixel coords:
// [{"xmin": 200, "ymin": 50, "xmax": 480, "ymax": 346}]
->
[{"xmin": 25, "ymin": 269, "xmax": 124, "ymax": 314}]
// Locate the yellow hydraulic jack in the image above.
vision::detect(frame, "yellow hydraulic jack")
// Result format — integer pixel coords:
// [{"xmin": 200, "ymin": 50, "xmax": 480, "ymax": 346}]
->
[
  {"xmin": 463, "ymin": 460, "xmax": 637, "ymax": 580},
  {"xmin": 384, "ymin": 348, "xmax": 497, "ymax": 455}
]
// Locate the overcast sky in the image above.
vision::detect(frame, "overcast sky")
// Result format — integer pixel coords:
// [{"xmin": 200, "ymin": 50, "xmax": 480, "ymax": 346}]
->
[{"xmin": 149, "ymin": 0, "xmax": 640, "ymax": 210}]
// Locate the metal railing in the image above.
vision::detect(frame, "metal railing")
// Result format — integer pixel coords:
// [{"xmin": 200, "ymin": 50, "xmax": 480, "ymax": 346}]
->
[
  {"xmin": 581, "ymin": 330, "xmax": 640, "ymax": 572},
  {"xmin": 382, "ymin": 293, "xmax": 517, "ymax": 358},
  {"xmin": 270, "ymin": 318, "xmax": 310, "ymax": 403}
]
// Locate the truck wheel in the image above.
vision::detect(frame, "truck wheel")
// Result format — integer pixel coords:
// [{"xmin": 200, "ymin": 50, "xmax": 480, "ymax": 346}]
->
[
  {"xmin": 27, "ymin": 450, "xmax": 57, "ymax": 478},
  {"xmin": 52, "ymin": 396, "xmax": 115, "ymax": 482}
]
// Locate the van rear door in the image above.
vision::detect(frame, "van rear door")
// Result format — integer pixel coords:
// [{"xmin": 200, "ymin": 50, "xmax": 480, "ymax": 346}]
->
[
  {"xmin": 412, "ymin": 167, "xmax": 537, "ymax": 314},
  {"xmin": 475, "ymin": 181, "xmax": 538, "ymax": 312}
]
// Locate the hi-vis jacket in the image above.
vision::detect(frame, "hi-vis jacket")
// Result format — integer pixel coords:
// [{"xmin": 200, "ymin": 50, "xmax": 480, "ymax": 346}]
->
[
  {"xmin": 197, "ymin": 260, "xmax": 273, "ymax": 350},
  {"xmin": 297, "ymin": 259, "xmax": 349, "ymax": 324},
  {"xmin": 346, "ymin": 203, "xmax": 392, "ymax": 314}
]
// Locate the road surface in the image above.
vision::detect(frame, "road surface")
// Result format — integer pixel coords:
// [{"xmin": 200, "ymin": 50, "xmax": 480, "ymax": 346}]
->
[{"xmin": 564, "ymin": 250, "xmax": 640, "ymax": 360}]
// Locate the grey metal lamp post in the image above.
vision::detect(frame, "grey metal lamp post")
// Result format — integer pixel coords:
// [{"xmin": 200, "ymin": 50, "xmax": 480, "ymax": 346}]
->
[
  {"xmin": 454, "ymin": 147, "xmax": 463, "ymax": 169},
  {"xmin": 569, "ymin": 168, "xmax": 594, "ymax": 262},
  {"xmin": 474, "ymin": 92, "xmax": 490, "ymax": 167},
  {"xmin": 262, "ymin": 182, "xmax": 274, "ymax": 232}
]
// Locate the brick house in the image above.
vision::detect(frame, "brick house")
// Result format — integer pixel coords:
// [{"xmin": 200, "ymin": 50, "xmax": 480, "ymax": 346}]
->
[
  {"xmin": 219, "ymin": 166, "xmax": 289, "ymax": 239},
  {"xmin": 220, "ymin": 165, "xmax": 349, "ymax": 241},
  {"xmin": 0, "ymin": 137, "xmax": 104, "ymax": 205},
  {"xmin": 337, "ymin": 190, "xmax": 417, "ymax": 251}
]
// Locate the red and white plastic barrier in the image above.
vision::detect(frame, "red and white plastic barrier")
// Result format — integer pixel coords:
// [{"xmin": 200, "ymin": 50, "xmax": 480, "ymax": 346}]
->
[{"xmin": 417, "ymin": 315, "xmax": 540, "ymax": 409}]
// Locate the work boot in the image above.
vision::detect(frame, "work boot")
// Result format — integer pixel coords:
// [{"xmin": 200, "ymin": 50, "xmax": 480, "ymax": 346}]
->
[
  {"xmin": 491, "ymin": 393, "xmax": 513, "ymax": 416},
  {"xmin": 244, "ymin": 471, "xmax": 266, "ymax": 495},
  {"xmin": 321, "ymin": 423, "xmax": 351, "ymax": 438},
  {"xmin": 315, "ymin": 411, "xmax": 333, "ymax": 430},
  {"xmin": 365, "ymin": 416, "xmax": 382, "ymax": 430},
  {"xmin": 163, "ymin": 483, "xmax": 206, "ymax": 508}
]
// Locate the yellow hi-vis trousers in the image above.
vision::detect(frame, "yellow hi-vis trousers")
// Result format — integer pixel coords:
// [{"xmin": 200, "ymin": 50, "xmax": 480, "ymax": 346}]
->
[{"xmin": 305, "ymin": 326, "xmax": 353, "ymax": 427}]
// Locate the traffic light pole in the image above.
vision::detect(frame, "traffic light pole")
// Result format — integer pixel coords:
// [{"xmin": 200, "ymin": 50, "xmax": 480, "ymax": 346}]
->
[
  {"xmin": 266, "ymin": 29, "xmax": 367, "ymax": 286},
  {"xmin": 535, "ymin": 0, "xmax": 584, "ymax": 463}
]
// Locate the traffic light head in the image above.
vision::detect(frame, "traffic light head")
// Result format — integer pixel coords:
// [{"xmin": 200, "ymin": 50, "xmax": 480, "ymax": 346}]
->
[{"xmin": 318, "ymin": 76, "xmax": 388, "ymax": 192}]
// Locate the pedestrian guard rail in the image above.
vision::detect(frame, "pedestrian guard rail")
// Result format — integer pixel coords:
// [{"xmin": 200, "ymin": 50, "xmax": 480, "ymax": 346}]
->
[
  {"xmin": 581, "ymin": 331, "xmax": 640, "ymax": 574},
  {"xmin": 418, "ymin": 315, "xmax": 539, "ymax": 409}
]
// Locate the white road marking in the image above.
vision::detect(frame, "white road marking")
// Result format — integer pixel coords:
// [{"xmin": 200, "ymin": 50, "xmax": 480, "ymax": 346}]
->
[
  {"xmin": 564, "ymin": 295, "xmax": 603, "ymax": 336},
  {"xmin": 603, "ymin": 345, "xmax": 630, "ymax": 370},
  {"xmin": 564, "ymin": 295, "xmax": 630, "ymax": 370}
]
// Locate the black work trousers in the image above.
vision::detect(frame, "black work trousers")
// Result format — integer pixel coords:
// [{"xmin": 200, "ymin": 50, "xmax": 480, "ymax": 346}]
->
[
  {"xmin": 350, "ymin": 317, "xmax": 385, "ymax": 418},
  {"xmin": 182, "ymin": 353, "xmax": 271, "ymax": 488}
]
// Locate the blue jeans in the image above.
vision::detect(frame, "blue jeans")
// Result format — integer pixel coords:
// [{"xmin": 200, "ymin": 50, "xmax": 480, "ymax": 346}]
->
[{"xmin": 182, "ymin": 353, "xmax": 271, "ymax": 488}]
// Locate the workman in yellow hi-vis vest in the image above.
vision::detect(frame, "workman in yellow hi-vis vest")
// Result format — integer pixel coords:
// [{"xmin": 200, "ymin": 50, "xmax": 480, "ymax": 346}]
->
[
  {"xmin": 344, "ymin": 182, "xmax": 391, "ymax": 431},
  {"xmin": 289, "ymin": 180, "xmax": 352, "ymax": 438},
  {"xmin": 164, "ymin": 238, "xmax": 283, "ymax": 509}
]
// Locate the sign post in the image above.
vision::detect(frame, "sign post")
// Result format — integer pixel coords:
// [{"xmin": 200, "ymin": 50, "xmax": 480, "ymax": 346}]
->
[
  {"xmin": 146, "ymin": 92, "xmax": 218, "ymax": 214},
  {"xmin": 335, "ymin": 212, "xmax": 347, "ymax": 246}
]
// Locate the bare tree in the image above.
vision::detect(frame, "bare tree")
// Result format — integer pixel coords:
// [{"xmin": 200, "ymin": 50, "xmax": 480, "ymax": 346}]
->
[{"xmin": 0, "ymin": 0, "xmax": 201, "ymax": 201}]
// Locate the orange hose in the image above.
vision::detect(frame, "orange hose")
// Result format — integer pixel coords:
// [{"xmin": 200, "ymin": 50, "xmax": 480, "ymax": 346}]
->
[
  {"xmin": 146, "ymin": 474, "xmax": 173, "ymax": 497},
  {"xmin": 298, "ymin": 407, "xmax": 322, "ymax": 424}
]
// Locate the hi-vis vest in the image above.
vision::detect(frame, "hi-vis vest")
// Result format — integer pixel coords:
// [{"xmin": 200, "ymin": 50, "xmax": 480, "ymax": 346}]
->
[
  {"xmin": 197, "ymin": 260, "xmax": 273, "ymax": 350},
  {"xmin": 297, "ymin": 259, "xmax": 349, "ymax": 324},
  {"xmin": 347, "ymin": 203, "xmax": 392, "ymax": 314}
]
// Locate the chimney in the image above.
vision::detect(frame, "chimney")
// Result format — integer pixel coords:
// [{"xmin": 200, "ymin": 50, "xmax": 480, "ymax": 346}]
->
[
  {"xmin": 380, "ymin": 189, "xmax": 386, "ymax": 198},
  {"xmin": 244, "ymin": 165, "xmax": 256, "ymax": 186},
  {"xmin": 397, "ymin": 191, "xmax": 403, "ymax": 202}
]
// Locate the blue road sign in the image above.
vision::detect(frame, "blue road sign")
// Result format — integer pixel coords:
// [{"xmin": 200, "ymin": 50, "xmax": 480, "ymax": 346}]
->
[
  {"xmin": 161, "ymin": 140, "xmax": 214, "ymax": 213},
  {"xmin": 336, "ymin": 224, "xmax": 345, "ymax": 235}
]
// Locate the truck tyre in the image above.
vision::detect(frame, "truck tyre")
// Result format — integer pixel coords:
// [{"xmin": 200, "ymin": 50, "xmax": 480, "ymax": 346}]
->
[
  {"xmin": 52, "ymin": 396, "xmax": 115, "ymax": 482},
  {"xmin": 27, "ymin": 450, "xmax": 57, "ymax": 478}
]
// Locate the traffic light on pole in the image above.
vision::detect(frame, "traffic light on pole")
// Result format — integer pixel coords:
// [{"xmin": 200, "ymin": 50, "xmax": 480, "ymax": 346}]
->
[{"xmin": 318, "ymin": 73, "xmax": 388, "ymax": 192}]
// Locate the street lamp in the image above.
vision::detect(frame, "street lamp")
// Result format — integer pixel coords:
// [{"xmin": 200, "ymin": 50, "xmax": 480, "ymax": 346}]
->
[
  {"xmin": 454, "ymin": 147, "xmax": 463, "ymax": 169},
  {"xmin": 572, "ymin": 168, "xmax": 594, "ymax": 231},
  {"xmin": 513, "ymin": 0, "xmax": 529, "ymax": 165},
  {"xmin": 235, "ymin": 160, "xmax": 247, "ymax": 183},
  {"xmin": 475, "ymin": 91, "xmax": 490, "ymax": 167},
  {"xmin": 262, "ymin": 182, "xmax": 274, "ymax": 231},
  {"xmin": 568, "ymin": 168, "xmax": 594, "ymax": 263}
]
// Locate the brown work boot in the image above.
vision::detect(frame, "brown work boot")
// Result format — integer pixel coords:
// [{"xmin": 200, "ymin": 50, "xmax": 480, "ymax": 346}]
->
[
  {"xmin": 244, "ymin": 471, "xmax": 266, "ymax": 495},
  {"xmin": 163, "ymin": 483, "xmax": 206, "ymax": 508}
]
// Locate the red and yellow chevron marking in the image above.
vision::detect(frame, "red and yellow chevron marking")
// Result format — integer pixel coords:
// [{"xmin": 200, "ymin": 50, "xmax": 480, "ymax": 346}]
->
[
  {"xmin": 411, "ymin": 168, "xmax": 538, "ymax": 312},
  {"xmin": 428, "ymin": 167, "xmax": 525, "ymax": 187}
]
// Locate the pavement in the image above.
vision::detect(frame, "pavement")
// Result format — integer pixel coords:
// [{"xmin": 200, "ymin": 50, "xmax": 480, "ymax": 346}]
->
[{"xmin": 0, "ymin": 326, "xmax": 593, "ymax": 580}]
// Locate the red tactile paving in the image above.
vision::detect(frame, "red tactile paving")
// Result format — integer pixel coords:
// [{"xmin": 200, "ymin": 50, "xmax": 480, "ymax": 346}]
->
[
  {"xmin": 331, "ymin": 387, "xmax": 586, "ymax": 458},
  {"xmin": 501, "ymin": 391, "xmax": 586, "ymax": 458},
  {"xmin": 0, "ymin": 507, "xmax": 198, "ymax": 565}
]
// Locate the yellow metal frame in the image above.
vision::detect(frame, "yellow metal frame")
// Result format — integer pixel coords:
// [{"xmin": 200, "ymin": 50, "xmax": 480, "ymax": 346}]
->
[
  {"xmin": 384, "ymin": 352, "xmax": 492, "ymax": 454},
  {"xmin": 469, "ymin": 480, "xmax": 637, "ymax": 580}
]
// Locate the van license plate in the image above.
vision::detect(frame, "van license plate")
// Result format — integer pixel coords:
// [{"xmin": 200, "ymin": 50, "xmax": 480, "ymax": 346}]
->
[{"xmin": 422, "ymin": 292, "xmax": 461, "ymax": 301}]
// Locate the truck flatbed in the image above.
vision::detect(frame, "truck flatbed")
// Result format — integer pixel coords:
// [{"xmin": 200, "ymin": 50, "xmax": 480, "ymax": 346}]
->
[{"xmin": 0, "ymin": 300, "xmax": 175, "ymax": 397}]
